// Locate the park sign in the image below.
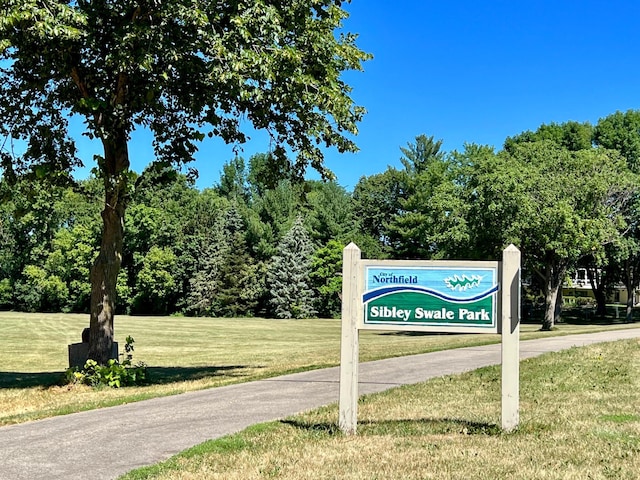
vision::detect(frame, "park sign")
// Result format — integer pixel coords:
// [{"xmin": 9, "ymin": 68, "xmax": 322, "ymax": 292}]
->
[
  {"xmin": 362, "ymin": 262, "xmax": 499, "ymax": 333},
  {"xmin": 339, "ymin": 243, "xmax": 521, "ymax": 435}
]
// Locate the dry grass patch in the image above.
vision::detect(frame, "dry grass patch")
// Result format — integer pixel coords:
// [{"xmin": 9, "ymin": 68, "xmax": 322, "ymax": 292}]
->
[
  {"xmin": 0, "ymin": 311, "xmax": 638, "ymax": 426},
  {"xmin": 121, "ymin": 339, "xmax": 640, "ymax": 480}
]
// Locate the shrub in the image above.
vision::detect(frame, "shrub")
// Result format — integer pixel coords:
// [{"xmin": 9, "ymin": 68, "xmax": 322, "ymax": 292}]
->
[{"xmin": 64, "ymin": 336, "xmax": 148, "ymax": 388}]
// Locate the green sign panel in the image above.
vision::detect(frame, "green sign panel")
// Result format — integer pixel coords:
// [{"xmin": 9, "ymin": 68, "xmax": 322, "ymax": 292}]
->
[{"xmin": 363, "ymin": 264, "xmax": 499, "ymax": 330}]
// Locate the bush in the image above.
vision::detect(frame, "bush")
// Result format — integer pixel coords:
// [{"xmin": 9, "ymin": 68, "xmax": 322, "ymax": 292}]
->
[
  {"xmin": 574, "ymin": 296, "xmax": 595, "ymax": 307},
  {"xmin": 64, "ymin": 336, "xmax": 148, "ymax": 388}
]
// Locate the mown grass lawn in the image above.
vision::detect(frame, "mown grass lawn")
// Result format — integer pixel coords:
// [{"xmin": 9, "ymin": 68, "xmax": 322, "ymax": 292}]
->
[
  {"xmin": 0, "ymin": 311, "xmax": 638, "ymax": 427},
  {"xmin": 120, "ymin": 338, "xmax": 640, "ymax": 480}
]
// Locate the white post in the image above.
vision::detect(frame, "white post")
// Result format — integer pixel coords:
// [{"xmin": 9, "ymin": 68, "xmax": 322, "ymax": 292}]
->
[
  {"xmin": 501, "ymin": 244, "xmax": 521, "ymax": 432},
  {"xmin": 339, "ymin": 243, "xmax": 361, "ymax": 435}
]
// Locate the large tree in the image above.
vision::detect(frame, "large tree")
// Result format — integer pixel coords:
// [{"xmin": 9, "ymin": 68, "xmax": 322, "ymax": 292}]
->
[
  {"xmin": 603, "ymin": 192, "xmax": 640, "ymax": 322},
  {"xmin": 468, "ymin": 141, "xmax": 631, "ymax": 330},
  {"xmin": 0, "ymin": 1, "xmax": 369, "ymax": 362},
  {"xmin": 267, "ymin": 215, "xmax": 316, "ymax": 318},
  {"xmin": 594, "ymin": 110, "xmax": 640, "ymax": 173},
  {"xmin": 592, "ymin": 110, "xmax": 640, "ymax": 319},
  {"xmin": 386, "ymin": 135, "xmax": 470, "ymax": 259},
  {"xmin": 352, "ymin": 167, "xmax": 408, "ymax": 255}
]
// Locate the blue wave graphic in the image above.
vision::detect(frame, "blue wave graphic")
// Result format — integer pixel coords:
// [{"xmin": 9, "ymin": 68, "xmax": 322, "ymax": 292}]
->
[{"xmin": 363, "ymin": 284, "xmax": 499, "ymax": 303}]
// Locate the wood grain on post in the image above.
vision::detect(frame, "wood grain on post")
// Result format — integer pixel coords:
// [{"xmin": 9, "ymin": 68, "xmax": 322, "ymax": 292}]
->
[
  {"xmin": 501, "ymin": 244, "xmax": 521, "ymax": 432},
  {"xmin": 339, "ymin": 243, "xmax": 361, "ymax": 435}
]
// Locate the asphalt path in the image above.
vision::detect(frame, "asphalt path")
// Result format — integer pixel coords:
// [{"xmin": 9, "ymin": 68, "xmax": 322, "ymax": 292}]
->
[{"xmin": 1, "ymin": 328, "xmax": 639, "ymax": 480}]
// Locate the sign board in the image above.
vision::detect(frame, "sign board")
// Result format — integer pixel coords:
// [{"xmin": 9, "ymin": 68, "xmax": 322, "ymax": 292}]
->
[
  {"xmin": 339, "ymin": 244, "xmax": 520, "ymax": 435},
  {"xmin": 361, "ymin": 261, "xmax": 499, "ymax": 333}
]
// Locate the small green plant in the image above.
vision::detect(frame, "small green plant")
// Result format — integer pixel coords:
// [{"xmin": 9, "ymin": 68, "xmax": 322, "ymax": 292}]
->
[{"xmin": 64, "ymin": 336, "xmax": 148, "ymax": 388}]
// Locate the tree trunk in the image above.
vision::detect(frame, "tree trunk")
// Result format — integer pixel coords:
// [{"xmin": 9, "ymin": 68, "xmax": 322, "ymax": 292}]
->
[
  {"xmin": 543, "ymin": 285, "xmax": 558, "ymax": 331},
  {"xmin": 554, "ymin": 287, "xmax": 563, "ymax": 324},
  {"xmin": 593, "ymin": 288, "xmax": 607, "ymax": 317},
  {"xmin": 623, "ymin": 259, "xmax": 637, "ymax": 323},
  {"xmin": 541, "ymin": 262, "xmax": 566, "ymax": 331},
  {"xmin": 587, "ymin": 267, "xmax": 608, "ymax": 317},
  {"xmin": 88, "ymin": 132, "xmax": 130, "ymax": 364},
  {"xmin": 625, "ymin": 280, "xmax": 635, "ymax": 323}
]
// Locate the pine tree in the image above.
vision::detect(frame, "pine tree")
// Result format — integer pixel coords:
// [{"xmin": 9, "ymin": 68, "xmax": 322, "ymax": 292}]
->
[
  {"xmin": 216, "ymin": 203, "xmax": 263, "ymax": 317},
  {"xmin": 267, "ymin": 216, "xmax": 317, "ymax": 319},
  {"xmin": 186, "ymin": 218, "xmax": 228, "ymax": 316}
]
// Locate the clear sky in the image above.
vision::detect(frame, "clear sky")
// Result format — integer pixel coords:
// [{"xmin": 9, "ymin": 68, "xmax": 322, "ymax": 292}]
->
[{"xmin": 73, "ymin": 0, "xmax": 640, "ymax": 191}]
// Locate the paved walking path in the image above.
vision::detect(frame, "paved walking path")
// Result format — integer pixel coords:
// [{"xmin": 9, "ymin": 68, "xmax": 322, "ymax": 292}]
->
[{"xmin": 1, "ymin": 328, "xmax": 639, "ymax": 480}]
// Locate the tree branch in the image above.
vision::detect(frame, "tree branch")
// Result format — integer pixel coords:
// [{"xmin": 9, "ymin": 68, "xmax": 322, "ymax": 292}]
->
[{"xmin": 70, "ymin": 66, "xmax": 91, "ymax": 99}]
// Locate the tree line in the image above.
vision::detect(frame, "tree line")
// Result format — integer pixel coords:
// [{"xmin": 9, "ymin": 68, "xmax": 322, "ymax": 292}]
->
[
  {"xmin": 2, "ymin": 110, "xmax": 640, "ymax": 328},
  {"xmin": 0, "ymin": 153, "xmax": 371, "ymax": 319},
  {"xmin": 353, "ymin": 111, "xmax": 640, "ymax": 330}
]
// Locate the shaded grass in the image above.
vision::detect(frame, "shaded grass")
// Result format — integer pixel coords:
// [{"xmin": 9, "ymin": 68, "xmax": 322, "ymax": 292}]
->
[
  {"xmin": 0, "ymin": 371, "xmax": 62, "ymax": 389},
  {"xmin": 525, "ymin": 303, "xmax": 640, "ymax": 325},
  {"xmin": 120, "ymin": 338, "xmax": 640, "ymax": 480},
  {"xmin": 0, "ymin": 311, "xmax": 638, "ymax": 427}
]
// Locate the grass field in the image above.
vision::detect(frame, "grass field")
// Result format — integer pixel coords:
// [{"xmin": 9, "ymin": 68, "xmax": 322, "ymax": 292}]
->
[
  {"xmin": 0, "ymin": 311, "xmax": 639, "ymax": 427},
  {"xmin": 119, "ymin": 338, "xmax": 640, "ymax": 480}
]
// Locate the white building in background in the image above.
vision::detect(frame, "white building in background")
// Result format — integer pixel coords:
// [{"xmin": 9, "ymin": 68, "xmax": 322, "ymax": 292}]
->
[{"xmin": 563, "ymin": 268, "xmax": 640, "ymax": 306}]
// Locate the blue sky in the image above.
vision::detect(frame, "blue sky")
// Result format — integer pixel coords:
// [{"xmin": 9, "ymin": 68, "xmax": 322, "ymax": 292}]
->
[{"xmin": 74, "ymin": 0, "xmax": 640, "ymax": 191}]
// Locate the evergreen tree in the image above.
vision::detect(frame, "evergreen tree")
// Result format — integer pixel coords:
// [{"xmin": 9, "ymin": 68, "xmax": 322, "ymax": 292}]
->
[
  {"xmin": 173, "ymin": 187, "xmax": 229, "ymax": 313},
  {"xmin": 214, "ymin": 203, "xmax": 261, "ymax": 317},
  {"xmin": 185, "ymin": 218, "xmax": 228, "ymax": 316},
  {"xmin": 267, "ymin": 216, "xmax": 316, "ymax": 319}
]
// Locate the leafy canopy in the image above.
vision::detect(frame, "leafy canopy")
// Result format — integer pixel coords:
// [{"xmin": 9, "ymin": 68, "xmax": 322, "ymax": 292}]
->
[{"xmin": 0, "ymin": 0, "xmax": 370, "ymax": 180}]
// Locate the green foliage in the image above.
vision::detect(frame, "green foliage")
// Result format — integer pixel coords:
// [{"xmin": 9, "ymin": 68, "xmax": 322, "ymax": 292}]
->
[
  {"xmin": 116, "ymin": 269, "xmax": 132, "ymax": 315},
  {"xmin": 186, "ymin": 202, "xmax": 264, "ymax": 317},
  {"xmin": 0, "ymin": 179, "xmax": 67, "ymax": 280},
  {"xmin": 352, "ymin": 167, "xmax": 408, "ymax": 252},
  {"xmin": 0, "ymin": 0, "xmax": 370, "ymax": 361},
  {"xmin": 0, "ymin": 278, "xmax": 12, "ymax": 309},
  {"xmin": 467, "ymin": 140, "xmax": 633, "ymax": 329},
  {"xmin": 131, "ymin": 246, "xmax": 177, "ymax": 315},
  {"xmin": 268, "ymin": 216, "xmax": 316, "ymax": 319},
  {"xmin": 387, "ymin": 135, "xmax": 470, "ymax": 259},
  {"xmin": 348, "ymin": 127, "xmax": 638, "ymax": 331},
  {"xmin": 45, "ymin": 224, "xmax": 97, "ymax": 312},
  {"xmin": 216, "ymin": 156, "xmax": 250, "ymax": 201},
  {"xmin": 303, "ymin": 180, "xmax": 356, "ymax": 245},
  {"xmin": 475, "ymin": 142, "xmax": 629, "ymax": 263},
  {"xmin": 594, "ymin": 110, "xmax": 640, "ymax": 173},
  {"xmin": 252, "ymin": 180, "xmax": 303, "ymax": 245},
  {"xmin": 310, "ymin": 240, "xmax": 344, "ymax": 318},
  {"xmin": 0, "ymin": 0, "xmax": 370, "ymax": 178},
  {"xmin": 0, "ymin": 177, "xmax": 102, "ymax": 313},
  {"xmin": 248, "ymin": 152, "xmax": 293, "ymax": 197},
  {"xmin": 563, "ymin": 296, "xmax": 595, "ymax": 307},
  {"xmin": 64, "ymin": 336, "xmax": 147, "ymax": 388},
  {"xmin": 214, "ymin": 204, "xmax": 263, "ymax": 317},
  {"xmin": 15, "ymin": 265, "xmax": 68, "ymax": 312},
  {"xmin": 504, "ymin": 121, "xmax": 594, "ymax": 153},
  {"xmin": 185, "ymin": 218, "xmax": 228, "ymax": 316},
  {"xmin": 127, "ymin": 174, "xmax": 228, "ymax": 315},
  {"xmin": 399, "ymin": 134, "xmax": 445, "ymax": 174}
]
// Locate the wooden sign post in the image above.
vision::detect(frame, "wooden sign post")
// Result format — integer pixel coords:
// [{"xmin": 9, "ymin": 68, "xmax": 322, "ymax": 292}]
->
[{"xmin": 339, "ymin": 243, "xmax": 521, "ymax": 434}]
